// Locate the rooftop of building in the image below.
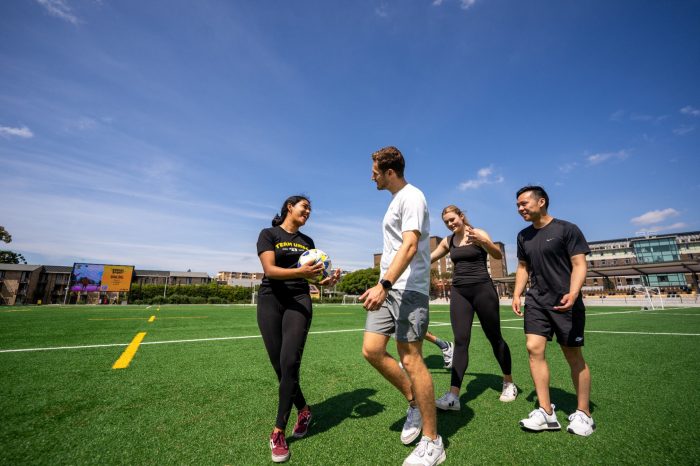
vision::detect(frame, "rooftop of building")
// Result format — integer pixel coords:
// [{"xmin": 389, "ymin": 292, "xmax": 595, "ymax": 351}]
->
[
  {"xmin": 0, "ymin": 264, "xmax": 43, "ymax": 272},
  {"xmin": 588, "ymin": 230, "xmax": 700, "ymax": 246}
]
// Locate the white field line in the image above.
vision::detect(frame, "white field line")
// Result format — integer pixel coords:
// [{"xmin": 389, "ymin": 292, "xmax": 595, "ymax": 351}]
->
[
  {"xmin": 1, "ymin": 309, "xmax": 698, "ymax": 354},
  {"xmin": 0, "ymin": 328, "xmax": 369, "ymax": 354},
  {"xmin": 500, "ymin": 326, "xmax": 700, "ymax": 336},
  {"xmin": 498, "ymin": 308, "xmax": 680, "ymax": 323}
]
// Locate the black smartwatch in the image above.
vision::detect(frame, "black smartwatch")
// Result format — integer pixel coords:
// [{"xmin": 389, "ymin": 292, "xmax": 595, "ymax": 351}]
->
[{"xmin": 380, "ymin": 279, "xmax": 392, "ymax": 290}]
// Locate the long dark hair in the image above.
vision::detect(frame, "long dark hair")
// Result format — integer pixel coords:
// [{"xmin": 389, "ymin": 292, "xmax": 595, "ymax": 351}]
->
[{"xmin": 272, "ymin": 195, "xmax": 311, "ymax": 227}]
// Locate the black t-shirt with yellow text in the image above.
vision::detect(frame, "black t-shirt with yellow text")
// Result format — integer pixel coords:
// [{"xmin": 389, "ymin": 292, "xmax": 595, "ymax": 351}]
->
[{"xmin": 257, "ymin": 226, "xmax": 315, "ymax": 295}]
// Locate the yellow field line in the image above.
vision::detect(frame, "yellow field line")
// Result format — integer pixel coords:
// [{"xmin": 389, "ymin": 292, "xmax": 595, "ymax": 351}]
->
[
  {"xmin": 148, "ymin": 315, "xmax": 155, "ymax": 323},
  {"xmin": 112, "ymin": 332, "xmax": 147, "ymax": 369}
]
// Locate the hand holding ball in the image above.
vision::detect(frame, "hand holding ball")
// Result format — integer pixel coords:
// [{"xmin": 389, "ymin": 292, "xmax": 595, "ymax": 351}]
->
[{"xmin": 297, "ymin": 249, "xmax": 332, "ymax": 284}]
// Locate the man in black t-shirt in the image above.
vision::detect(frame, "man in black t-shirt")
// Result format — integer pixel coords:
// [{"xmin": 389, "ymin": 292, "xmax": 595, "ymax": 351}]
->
[{"xmin": 512, "ymin": 186, "xmax": 596, "ymax": 437}]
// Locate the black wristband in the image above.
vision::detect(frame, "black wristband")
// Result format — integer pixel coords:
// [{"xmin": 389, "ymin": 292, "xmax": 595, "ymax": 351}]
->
[{"xmin": 380, "ymin": 279, "xmax": 392, "ymax": 290}]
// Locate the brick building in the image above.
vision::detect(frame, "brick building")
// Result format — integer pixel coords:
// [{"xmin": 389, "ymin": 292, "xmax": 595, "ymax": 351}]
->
[
  {"xmin": 372, "ymin": 235, "xmax": 509, "ymax": 296},
  {"xmin": 0, "ymin": 265, "xmax": 211, "ymax": 305}
]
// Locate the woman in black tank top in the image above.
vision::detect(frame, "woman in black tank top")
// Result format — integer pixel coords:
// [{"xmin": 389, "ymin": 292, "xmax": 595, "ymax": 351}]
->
[{"xmin": 430, "ymin": 205, "xmax": 517, "ymax": 410}]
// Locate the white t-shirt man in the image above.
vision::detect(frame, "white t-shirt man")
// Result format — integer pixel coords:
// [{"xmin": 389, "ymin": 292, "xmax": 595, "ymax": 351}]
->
[{"xmin": 380, "ymin": 183, "xmax": 431, "ymax": 295}]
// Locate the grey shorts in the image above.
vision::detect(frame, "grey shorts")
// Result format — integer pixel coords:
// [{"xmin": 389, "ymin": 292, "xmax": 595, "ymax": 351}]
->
[{"xmin": 365, "ymin": 289, "xmax": 429, "ymax": 342}]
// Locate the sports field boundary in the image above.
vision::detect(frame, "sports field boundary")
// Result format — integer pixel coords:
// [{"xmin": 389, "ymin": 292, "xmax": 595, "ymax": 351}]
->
[{"xmin": 2, "ymin": 308, "xmax": 698, "ymax": 354}]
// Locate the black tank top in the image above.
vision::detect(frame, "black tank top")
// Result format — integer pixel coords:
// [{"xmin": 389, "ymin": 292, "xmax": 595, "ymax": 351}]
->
[{"xmin": 449, "ymin": 234, "xmax": 492, "ymax": 286}]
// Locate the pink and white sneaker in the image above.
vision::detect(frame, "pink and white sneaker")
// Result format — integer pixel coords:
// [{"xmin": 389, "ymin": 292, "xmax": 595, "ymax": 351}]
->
[
  {"xmin": 292, "ymin": 407, "xmax": 313, "ymax": 438},
  {"xmin": 270, "ymin": 430, "xmax": 290, "ymax": 463}
]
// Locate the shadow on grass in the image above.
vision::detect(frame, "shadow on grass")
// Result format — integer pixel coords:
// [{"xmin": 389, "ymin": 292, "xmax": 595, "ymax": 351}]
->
[
  {"xmin": 524, "ymin": 387, "xmax": 598, "ymax": 416},
  {"xmin": 424, "ymin": 354, "xmax": 446, "ymax": 370},
  {"xmin": 383, "ymin": 372, "xmax": 508, "ymax": 446},
  {"xmin": 295, "ymin": 388, "xmax": 385, "ymax": 441},
  {"xmin": 436, "ymin": 372, "xmax": 505, "ymax": 445},
  {"xmin": 460, "ymin": 372, "xmax": 504, "ymax": 405}
]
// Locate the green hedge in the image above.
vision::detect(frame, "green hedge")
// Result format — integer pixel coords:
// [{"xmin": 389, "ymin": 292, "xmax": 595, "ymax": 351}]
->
[{"xmin": 128, "ymin": 283, "xmax": 252, "ymax": 305}]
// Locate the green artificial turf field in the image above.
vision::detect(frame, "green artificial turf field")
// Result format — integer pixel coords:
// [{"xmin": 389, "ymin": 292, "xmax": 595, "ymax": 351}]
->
[{"xmin": 1, "ymin": 304, "xmax": 699, "ymax": 465}]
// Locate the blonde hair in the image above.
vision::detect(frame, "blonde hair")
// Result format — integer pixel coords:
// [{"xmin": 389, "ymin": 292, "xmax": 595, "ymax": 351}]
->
[{"xmin": 441, "ymin": 205, "xmax": 473, "ymax": 228}]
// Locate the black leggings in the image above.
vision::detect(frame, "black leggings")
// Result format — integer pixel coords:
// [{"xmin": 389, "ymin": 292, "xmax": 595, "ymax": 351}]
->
[
  {"xmin": 450, "ymin": 282, "xmax": 512, "ymax": 389},
  {"xmin": 257, "ymin": 291, "xmax": 312, "ymax": 430}
]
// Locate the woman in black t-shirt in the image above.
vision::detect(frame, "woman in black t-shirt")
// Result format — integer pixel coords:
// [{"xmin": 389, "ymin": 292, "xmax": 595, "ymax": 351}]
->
[
  {"xmin": 430, "ymin": 205, "xmax": 517, "ymax": 412},
  {"xmin": 256, "ymin": 195, "xmax": 340, "ymax": 463}
]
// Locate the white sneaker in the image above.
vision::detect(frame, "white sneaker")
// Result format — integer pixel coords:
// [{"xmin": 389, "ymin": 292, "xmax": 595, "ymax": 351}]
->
[
  {"xmin": 441, "ymin": 342, "xmax": 454, "ymax": 369},
  {"xmin": 567, "ymin": 410, "xmax": 596, "ymax": 436},
  {"xmin": 402, "ymin": 435, "xmax": 446, "ymax": 466},
  {"xmin": 435, "ymin": 391, "xmax": 460, "ymax": 411},
  {"xmin": 401, "ymin": 406, "xmax": 423, "ymax": 445},
  {"xmin": 499, "ymin": 382, "xmax": 518, "ymax": 402},
  {"xmin": 519, "ymin": 404, "xmax": 561, "ymax": 431}
]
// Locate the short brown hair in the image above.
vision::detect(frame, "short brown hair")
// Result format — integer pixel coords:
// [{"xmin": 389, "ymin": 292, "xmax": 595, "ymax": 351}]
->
[{"xmin": 371, "ymin": 146, "xmax": 405, "ymax": 177}]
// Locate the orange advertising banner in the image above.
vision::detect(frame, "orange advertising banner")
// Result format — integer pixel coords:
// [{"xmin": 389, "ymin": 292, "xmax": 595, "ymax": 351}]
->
[{"xmin": 100, "ymin": 265, "xmax": 134, "ymax": 292}]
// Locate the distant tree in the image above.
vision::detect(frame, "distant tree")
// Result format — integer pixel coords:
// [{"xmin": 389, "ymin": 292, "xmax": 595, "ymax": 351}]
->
[
  {"xmin": 337, "ymin": 267, "xmax": 380, "ymax": 295},
  {"xmin": 0, "ymin": 226, "xmax": 26, "ymax": 264},
  {"xmin": 0, "ymin": 226, "xmax": 10, "ymax": 243}
]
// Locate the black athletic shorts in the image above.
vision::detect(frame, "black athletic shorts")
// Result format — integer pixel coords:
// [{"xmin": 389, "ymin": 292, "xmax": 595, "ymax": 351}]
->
[{"xmin": 524, "ymin": 302, "xmax": 586, "ymax": 347}]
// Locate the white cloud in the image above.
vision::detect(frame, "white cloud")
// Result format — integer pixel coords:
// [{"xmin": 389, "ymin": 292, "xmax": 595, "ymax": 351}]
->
[
  {"xmin": 631, "ymin": 113, "xmax": 668, "ymax": 124},
  {"xmin": 643, "ymin": 222, "xmax": 688, "ymax": 233},
  {"xmin": 673, "ymin": 125, "xmax": 695, "ymax": 136},
  {"xmin": 611, "ymin": 110, "xmax": 667, "ymax": 124},
  {"xmin": 36, "ymin": 0, "xmax": 80, "ymax": 25},
  {"xmin": 681, "ymin": 105, "xmax": 700, "ymax": 116},
  {"xmin": 559, "ymin": 162, "xmax": 578, "ymax": 173},
  {"xmin": 0, "ymin": 125, "xmax": 34, "ymax": 138},
  {"xmin": 431, "ymin": 0, "xmax": 477, "ymax": 9},
  {"xmin": 631, "ymin": 208, "xmax": 680, "ymax": 226},
  {"xmin": 609, "ymin": 110, "xmax": 625, "ymax": 121},
  {"xmin": 586, "ymin": 150, "xmax": 629, "ymax": 165},
  {"xmin": 375, "ymin": 2, "xmax": 388, "ymax": 17},
  {"xmin": 63, "ymin": 116, "xmax": 98, "ymax": 132},
  {"xmin": 477, "ymin": 167, "xmax": 492, "ymax": 177},
  {"xmin": 458, "ymin": 166, "xmax": 504, "ymax": 190}
]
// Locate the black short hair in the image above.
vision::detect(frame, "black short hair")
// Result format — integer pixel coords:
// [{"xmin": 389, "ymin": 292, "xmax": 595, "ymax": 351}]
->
[{"xmin": 516, "ymin": 185, "xmax": 549, "ymax": 209}]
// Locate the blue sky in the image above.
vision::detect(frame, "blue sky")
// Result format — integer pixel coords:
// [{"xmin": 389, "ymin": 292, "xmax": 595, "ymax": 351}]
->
[{"xmin": 1, "ymin": 0, "xmax": 699, "ymax": 275}]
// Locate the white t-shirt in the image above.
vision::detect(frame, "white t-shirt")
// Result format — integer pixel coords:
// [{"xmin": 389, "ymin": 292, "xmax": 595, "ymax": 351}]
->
[{"xmin": 380, "ymin": 183, "xmax": 431, "ymax": 295}]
